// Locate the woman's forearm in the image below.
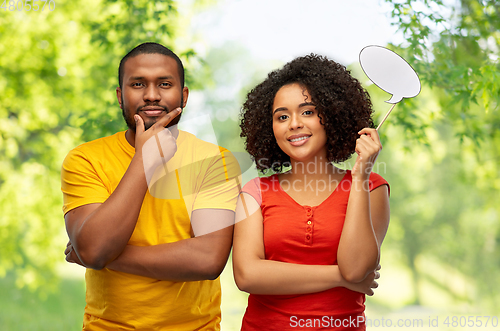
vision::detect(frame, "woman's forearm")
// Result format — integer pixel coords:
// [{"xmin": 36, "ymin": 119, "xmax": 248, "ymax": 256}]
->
[
  {"xmin": 234, "ymin": 258, "xmax": 344, "ymax": 295},
  {"xmin": 337, "ymin": 178, "xmax": 379, "ymax": 282}
]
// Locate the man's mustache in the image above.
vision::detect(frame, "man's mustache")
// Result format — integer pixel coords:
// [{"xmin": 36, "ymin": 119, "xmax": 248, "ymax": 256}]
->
[{"xmin": 136, "ymin": 103, "xmax": 169, "ymax": 113}]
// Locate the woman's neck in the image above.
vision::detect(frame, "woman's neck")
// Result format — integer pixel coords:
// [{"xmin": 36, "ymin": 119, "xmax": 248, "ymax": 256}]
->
[
  {"xmin": 286, "ymin": 156, "xmax": 338, "ymax": 180},
  {"xmin": 279, "ymin": 157, "xmax": 346, "ymax": 200}
]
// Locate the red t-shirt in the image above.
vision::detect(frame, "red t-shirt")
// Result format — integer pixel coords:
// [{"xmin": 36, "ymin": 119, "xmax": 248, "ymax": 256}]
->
[{"xmin": 240, "ymin": 171, "xmax": 389, "ymax": 330}]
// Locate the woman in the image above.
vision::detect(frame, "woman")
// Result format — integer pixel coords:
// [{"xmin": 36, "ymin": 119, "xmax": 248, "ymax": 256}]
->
[{"xmin": 233, "ymin": 54, "xmax": 390, "ymax": 330}]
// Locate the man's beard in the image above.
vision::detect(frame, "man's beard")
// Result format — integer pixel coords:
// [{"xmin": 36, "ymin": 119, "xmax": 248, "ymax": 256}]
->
[{"xmin": 122, "ymin": 95, "xmax": 183, "ymax": 132}]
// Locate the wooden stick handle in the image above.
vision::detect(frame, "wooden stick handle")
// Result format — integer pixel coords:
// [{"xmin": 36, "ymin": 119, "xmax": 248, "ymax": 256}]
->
[{"xmin": 376, "ymin": 103, "xmax": 397, "ymax": 131}]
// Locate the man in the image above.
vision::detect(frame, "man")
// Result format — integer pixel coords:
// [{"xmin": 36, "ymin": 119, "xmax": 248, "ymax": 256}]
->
[{"xmin": 62, "ymin": 42, "xmax": 240, "ymax": 330}]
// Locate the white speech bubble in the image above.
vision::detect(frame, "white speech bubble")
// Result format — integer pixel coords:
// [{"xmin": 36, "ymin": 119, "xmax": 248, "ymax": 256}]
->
[{"xmin": 360, "ymin": 45, "xmax": 421, "ymax": 104}]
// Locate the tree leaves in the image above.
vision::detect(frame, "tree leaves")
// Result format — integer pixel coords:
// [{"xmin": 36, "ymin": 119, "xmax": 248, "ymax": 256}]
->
[
  {"xmin": 0, "ymin": 0, "xmax": 208, "ymax": 293},
  {"xmin": 382, "ymin": 0, "xmax": 500, "ymax": 311}
]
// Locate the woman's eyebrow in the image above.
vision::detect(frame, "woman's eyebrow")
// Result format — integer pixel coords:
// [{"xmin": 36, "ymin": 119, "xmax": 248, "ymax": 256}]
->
[
  {"xmin": 273, "ymin": 102, "xmax": 315, "ymax": 114},
  {"xmin": 298, "ymin": 102, "xmax": 315, "ymax": 108},
  {"xmin": 273, "ymin": 107, "xmax": 287, "ymax": 114}
]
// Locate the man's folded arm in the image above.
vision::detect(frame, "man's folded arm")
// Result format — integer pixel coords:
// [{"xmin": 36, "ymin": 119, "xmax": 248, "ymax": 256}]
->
[
  {"xmin": 63, "ymin": 151, "xmax": 148, "ymax": 270},
  {"xmin": 105, "ymin": 208, "xmax": 235, "ymax": 281},
  {"xmin": 102, "ymin": 148, "xmax": 240, "ymax": 281}
]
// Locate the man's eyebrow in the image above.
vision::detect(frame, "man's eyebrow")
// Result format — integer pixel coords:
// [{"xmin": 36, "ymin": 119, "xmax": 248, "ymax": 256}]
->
[{"xmin": 128, "ymin": 75, "xmax": 175, "ymax": 81}]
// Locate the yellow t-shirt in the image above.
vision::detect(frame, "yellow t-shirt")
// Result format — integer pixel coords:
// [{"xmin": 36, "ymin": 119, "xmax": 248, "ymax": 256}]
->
[{"xmin": 61, "ymin": 130, "xmax": 240, "ymax": 331}]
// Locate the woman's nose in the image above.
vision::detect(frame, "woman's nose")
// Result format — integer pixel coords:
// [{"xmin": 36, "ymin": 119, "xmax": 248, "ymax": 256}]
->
[{"xmin": 289, "ymin": 114, "xmax": 303, "ymax": 130}]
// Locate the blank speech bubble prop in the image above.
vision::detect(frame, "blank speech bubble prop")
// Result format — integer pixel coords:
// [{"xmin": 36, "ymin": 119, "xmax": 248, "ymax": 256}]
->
[{"xmin": 359, "ymin": 45, "xmax": 421, "ymax": 130}]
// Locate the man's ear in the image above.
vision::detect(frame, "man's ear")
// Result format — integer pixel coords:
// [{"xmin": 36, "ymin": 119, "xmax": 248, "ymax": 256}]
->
[
  {"xmin": 182, "ymin": 86, "xmax": 189, "ymax": 108},
  {"xmin": 116, "ymin": 87, "xmax": 123, "ymax": 109}
]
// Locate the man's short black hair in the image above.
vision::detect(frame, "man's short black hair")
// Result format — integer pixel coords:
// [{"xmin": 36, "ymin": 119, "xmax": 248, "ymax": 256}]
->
[{"xmin": 118, "ymin": 42, "xmax": 185, "ymax": 89}]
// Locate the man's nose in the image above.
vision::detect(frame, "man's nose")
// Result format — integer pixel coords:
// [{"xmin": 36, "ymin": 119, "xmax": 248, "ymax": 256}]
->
[{"xmin": 144, "ymin": 85, "xmax": 161, "ymax": 102}]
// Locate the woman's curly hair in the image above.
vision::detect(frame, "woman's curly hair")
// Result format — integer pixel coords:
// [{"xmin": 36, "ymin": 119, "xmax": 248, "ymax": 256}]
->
[{"xmin": 240, "ymin": 54, "xmax": 374, "ymax": 173}]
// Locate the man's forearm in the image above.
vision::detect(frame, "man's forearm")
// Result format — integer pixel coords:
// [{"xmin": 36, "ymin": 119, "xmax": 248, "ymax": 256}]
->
[
  {"xmin": 68, "ymin": 154, "xmax": 148, "ymax": 269},
  {"xmin": 106, "ymin": 226, "xmax": 233, "ymax": 281}
]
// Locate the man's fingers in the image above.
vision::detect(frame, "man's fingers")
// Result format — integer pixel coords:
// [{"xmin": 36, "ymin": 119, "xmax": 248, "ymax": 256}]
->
[
  {"xmin": 155, "ymin": 107, "xmax": 182, "ymax": 129},
  {"xmin": 65, "ymin": 248, "xmax": 73, "ymax": 262},
  {"xmin": 135, "ymin": 115, "xmax": 145, "ymax": 135}
]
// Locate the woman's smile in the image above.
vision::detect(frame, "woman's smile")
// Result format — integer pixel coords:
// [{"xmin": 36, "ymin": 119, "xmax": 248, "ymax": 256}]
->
[{"xmin": 287, "ymin": 134, "xmax": 311, "ymax": 146}]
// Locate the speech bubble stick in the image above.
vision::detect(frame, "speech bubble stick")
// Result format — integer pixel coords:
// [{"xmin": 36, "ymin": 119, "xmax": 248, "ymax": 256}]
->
[
  {"xmin": 359, "ymin": 45, "xmax": 421, "ymax": 130},
  {"xmin": 376, "ymin": 103, "xmax": 396, "ymax": 131}
]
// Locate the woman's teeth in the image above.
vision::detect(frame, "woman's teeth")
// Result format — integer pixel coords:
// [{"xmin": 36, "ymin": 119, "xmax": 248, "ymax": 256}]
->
[{"xmin": 290, "ymin": 136, "xmax": 309, "ymax": 142}]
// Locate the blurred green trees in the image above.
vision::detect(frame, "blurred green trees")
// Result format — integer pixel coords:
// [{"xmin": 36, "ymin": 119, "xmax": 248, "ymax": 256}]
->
[
  {"xmin": 385, "ymin": 0, "xmax": 499, "ymax": 139},
  {"xmin": 378, "ymin": 0, "xmax": 500, "ymax": 310},
  {"xmin": 0, "ymin": 0, "xmax": 210, "ymax": 291}
]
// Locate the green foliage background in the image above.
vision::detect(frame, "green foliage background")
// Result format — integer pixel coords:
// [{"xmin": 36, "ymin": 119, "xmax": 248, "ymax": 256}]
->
[
  {"xmin": 0, "ymin": 0, "xmax": 214, "ymax": 289},
  {"xmin": 378, "ymin": 0, "xmax": 500, "ymax": 310},
  {"xmin": 0, "ymin": 0, "xmax": 499, "ymax": 329}
]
